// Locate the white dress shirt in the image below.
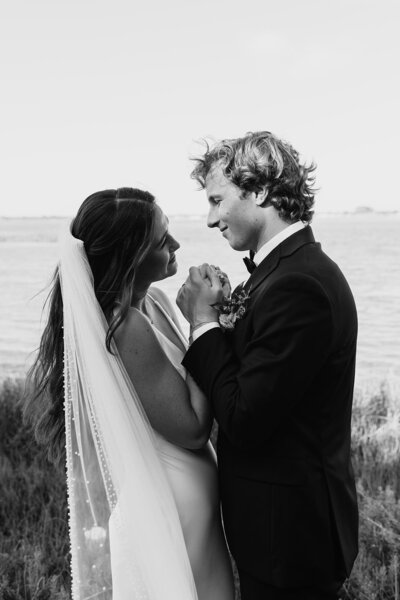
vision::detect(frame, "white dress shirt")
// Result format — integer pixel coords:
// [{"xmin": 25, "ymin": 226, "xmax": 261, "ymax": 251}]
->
[
  {"xmin": 191, "ymin": 221, "xmax": 306, "ymax": 342},
  {"xmin": 252, "ymin": 220, "xmax": 306, "ymax": 267}
]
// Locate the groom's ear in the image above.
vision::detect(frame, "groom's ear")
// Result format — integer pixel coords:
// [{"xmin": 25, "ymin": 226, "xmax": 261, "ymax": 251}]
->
[{"xmin": 255, "ymin": 187, "xmax": 269, "ymax": 207}]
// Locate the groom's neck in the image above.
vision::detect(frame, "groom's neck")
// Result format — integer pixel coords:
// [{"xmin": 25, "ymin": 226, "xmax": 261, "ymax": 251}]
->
[{"xmin": 252, "ymin": 209, "xmax": 291, "ymax": 253}]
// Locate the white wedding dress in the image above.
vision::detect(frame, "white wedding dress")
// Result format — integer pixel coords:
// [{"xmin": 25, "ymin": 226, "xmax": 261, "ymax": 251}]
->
[
  {"xmin": 109, "ymin": 294, "xmax": 235, "ymax": 600},
  {"xmin": 62, "ymin": 236, "xmax": 234, "ymax": 600}
]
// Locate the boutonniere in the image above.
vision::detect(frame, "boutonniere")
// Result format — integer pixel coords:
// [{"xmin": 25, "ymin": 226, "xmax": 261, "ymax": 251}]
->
[{"xmin": 216, "ymin": 284, "xmax": 251, "ymax": 331}]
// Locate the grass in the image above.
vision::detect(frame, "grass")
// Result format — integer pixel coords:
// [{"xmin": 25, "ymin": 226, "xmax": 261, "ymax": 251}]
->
[
  {"xmin": 1, "ymin": 378, "xmax": 400, "ymax": 599},
  {"xmin": 0, "ymin": 378, "xmax": 70, "ymax": 600},
  {"xmin": 342, "ymin": 380, "xmax": 400, "ymax": 600}
]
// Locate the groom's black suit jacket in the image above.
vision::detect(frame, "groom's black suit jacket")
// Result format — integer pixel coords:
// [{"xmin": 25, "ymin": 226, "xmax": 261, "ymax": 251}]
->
[{"xmin": 182, "ymin": 226, "xmax": 358, "ymax": 588}]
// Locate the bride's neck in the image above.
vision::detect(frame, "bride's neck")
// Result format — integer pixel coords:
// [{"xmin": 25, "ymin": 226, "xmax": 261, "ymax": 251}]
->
[{"xmin": 130, "ymin": 286, "xmax": 150, "ymax": 311}]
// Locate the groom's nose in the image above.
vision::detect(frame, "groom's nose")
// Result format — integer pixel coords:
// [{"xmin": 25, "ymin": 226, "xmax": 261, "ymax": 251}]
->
[{"xmin": 207, "ymin": 205, "xmax": 219, "ymax": 228}]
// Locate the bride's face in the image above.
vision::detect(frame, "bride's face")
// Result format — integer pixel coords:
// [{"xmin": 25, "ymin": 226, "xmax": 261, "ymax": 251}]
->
[{"xmin": 135, "ymin": 205, "xmax": 180, "ymax": 287}]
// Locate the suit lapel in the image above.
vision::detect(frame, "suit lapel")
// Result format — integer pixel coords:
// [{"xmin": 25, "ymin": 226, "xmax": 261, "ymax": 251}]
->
[{"xmin": 244, "ymin": 225, "xmax": 316, "ymax": 294}]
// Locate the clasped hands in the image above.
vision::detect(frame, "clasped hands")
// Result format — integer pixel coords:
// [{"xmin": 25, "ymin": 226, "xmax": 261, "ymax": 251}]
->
[{"xmin": 176, "ymin": 264, "xmax": 231, "ymax": 329}]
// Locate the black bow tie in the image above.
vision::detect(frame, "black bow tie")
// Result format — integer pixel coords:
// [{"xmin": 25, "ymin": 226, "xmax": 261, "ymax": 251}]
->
[{"xmin": 243, "ymin": 256, "xmax": 256, "ymax": 274}]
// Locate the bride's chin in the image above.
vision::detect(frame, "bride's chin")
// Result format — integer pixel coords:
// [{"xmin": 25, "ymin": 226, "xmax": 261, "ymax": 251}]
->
[{"xmin": 167, "ymin": 261, "xmax": 178, "ymax": 276}]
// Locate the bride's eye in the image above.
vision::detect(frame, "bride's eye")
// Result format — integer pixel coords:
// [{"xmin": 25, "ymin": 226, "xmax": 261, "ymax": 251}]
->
[{"xmin": 157, "ymin": 231, "xmax": 169, "ymax": 248}]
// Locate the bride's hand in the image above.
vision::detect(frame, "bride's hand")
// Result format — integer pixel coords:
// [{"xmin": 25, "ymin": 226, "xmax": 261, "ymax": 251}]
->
[
  {"xmin": 210, "ymin": 265, "xmax": 231, "ymax": 299},
  {"xmin": 198, "ymin": 263, "xmax": 212, "ymax": 287},
  {"xmin": 198, "ymin": 264, "xmax": 231, "ymax": 299}
]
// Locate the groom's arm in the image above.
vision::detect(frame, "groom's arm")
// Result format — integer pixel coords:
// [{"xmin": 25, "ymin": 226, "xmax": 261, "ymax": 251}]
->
[
  {"xmin": 182, "ymin": 273, "xmax": 335, "ymax": 449},
  {"xmin": 189, "ymin": 321, "xmax": 220, "ymax": 344}
]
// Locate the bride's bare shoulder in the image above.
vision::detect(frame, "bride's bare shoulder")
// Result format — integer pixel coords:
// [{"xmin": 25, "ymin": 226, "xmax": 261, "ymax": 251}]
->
[
  {"xmin": 113, "ymin": 306, "xmax": 152, "ymax": 345},
  {"xmin": 113, "ymin": 308, "xmax": 169, "ymax": 375}
]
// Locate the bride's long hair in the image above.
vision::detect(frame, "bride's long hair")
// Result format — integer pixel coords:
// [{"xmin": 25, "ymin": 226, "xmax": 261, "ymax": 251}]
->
[{"xmin": 24, "ymin": 187, "xmax": 156, "ymax": 464}]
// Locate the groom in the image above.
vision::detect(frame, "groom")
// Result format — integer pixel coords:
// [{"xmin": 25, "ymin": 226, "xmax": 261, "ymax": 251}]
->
[{"xmin": 177, "ymin": 131, "xmax": 358, "ymax": 600}]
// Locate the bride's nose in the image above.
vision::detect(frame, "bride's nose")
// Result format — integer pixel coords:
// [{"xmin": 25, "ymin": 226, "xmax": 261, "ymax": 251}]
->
[{"xmin": 171, "ymin": 236, "xmax": 180, "ymax": 251}]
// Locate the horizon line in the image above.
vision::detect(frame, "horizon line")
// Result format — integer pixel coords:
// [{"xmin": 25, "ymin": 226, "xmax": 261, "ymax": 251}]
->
[{"xmin": 1, "ymin": 208, "xmax": 399, "ymax": 219}]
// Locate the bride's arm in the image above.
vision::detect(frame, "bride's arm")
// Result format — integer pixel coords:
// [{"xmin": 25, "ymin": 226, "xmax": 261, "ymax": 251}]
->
[{"xmin": 114, "ymin": 309, "xmax": 212, "ymax": 450}]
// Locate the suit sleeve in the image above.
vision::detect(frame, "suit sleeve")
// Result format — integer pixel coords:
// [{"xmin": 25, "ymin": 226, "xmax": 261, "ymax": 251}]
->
[{"xmin": 182, "ymin": 273, "xmax": 334, "ymax": 448}]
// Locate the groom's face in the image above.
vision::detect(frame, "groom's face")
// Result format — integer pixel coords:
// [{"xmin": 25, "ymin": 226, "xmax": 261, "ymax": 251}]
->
[{"xmin": 205, "ymin": 165, "xmax": 259, "ymax": 252}]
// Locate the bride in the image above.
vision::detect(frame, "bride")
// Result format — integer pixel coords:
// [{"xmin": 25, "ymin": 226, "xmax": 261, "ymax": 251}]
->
[{"xmin": 25, "ymin": 188, "xmax": 235, "ymax": 600}]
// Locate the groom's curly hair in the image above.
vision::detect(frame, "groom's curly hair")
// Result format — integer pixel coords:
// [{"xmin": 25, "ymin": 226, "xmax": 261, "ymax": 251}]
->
[
  {"xmin": 191, "ymin": 131, "xmax": 317, "ymax": 223},
  {"xmin": 24, "ymin": 188, "xmax": 156, "ymax": 464}
]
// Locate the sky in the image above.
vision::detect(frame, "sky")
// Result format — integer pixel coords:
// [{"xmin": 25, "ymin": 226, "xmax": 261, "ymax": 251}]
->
[{"xmin": 0, "ymin": 0, "xmax": 399, "ymax": 217}]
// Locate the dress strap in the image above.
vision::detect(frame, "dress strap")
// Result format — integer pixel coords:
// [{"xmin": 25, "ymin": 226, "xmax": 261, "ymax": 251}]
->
[{"xmin": 147, "ymin": 293, "xmax": 188, "ymax": 350}]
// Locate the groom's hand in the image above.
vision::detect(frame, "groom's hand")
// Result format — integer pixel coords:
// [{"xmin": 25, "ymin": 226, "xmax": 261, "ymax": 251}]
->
[{"xmin": 176, "ymin": 264, "xmax": 224, "ymax": 328}]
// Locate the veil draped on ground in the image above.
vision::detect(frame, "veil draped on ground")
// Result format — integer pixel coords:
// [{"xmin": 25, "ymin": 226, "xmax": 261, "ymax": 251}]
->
[{"xmin": 59, "ymin": 234, "xmax": 198, "ymax": 600}]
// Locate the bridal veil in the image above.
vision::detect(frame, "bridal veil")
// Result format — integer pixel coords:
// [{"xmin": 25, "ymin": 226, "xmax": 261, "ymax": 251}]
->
[{"xmin": 59, "ymin": 234, "xmax": 198, "ymax": 600}]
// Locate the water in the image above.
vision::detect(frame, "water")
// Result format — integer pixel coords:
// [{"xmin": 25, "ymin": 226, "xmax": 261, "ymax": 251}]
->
[{"xmin": 1, "ymin": 213, "xmax": 399, "ymax": 387}]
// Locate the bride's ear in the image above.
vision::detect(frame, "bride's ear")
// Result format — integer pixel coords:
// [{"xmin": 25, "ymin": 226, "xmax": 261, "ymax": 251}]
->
[{"xmin": 255, "ymin": 188, "xmax": 269, "ymax": 207}]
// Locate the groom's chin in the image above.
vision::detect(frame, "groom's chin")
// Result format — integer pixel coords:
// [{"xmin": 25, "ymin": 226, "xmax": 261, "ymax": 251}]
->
[{"xmin": 228, "ymin": 240, "xmax": 248, "ymax": 252}]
